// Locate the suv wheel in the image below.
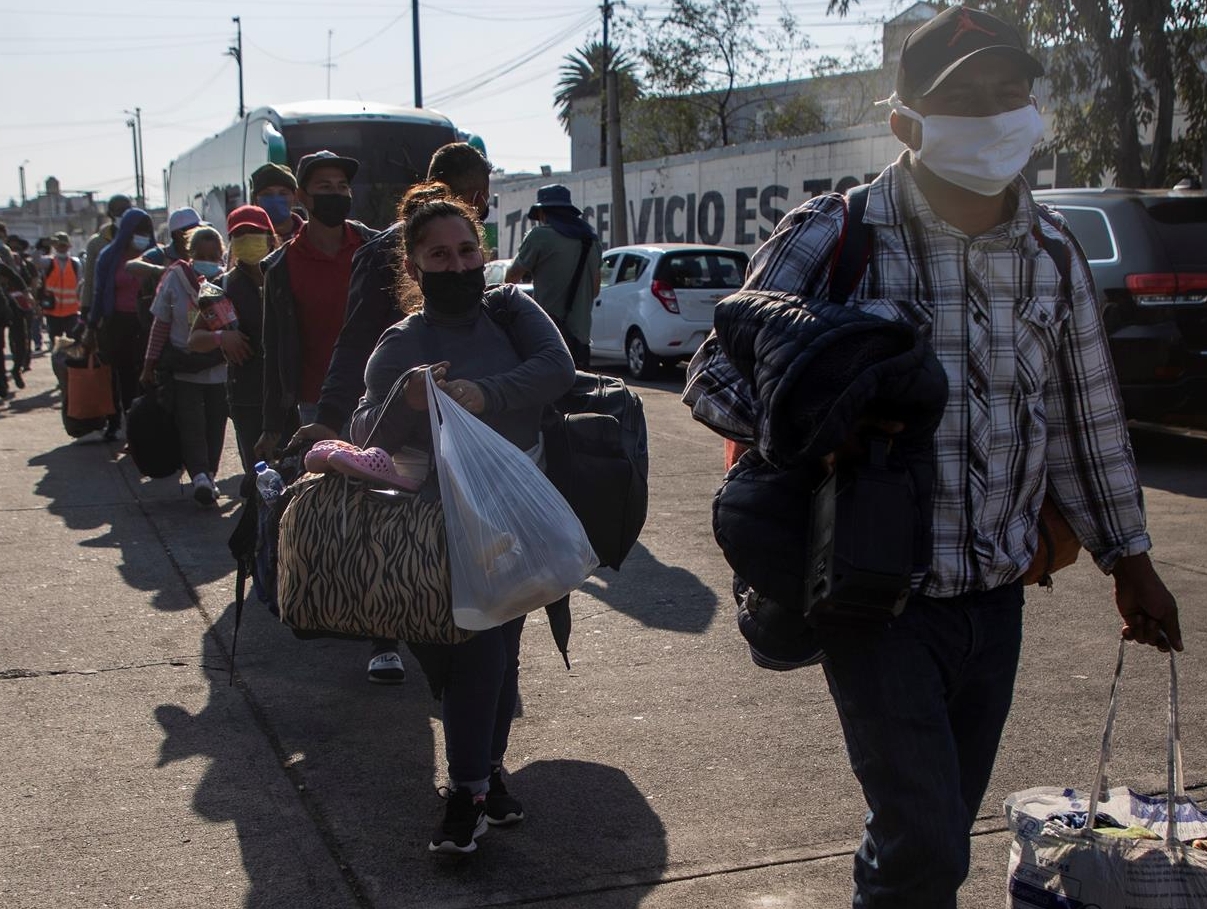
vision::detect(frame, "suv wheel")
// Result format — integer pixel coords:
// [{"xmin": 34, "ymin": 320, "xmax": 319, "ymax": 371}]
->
[{"xmin": 626, "ymin": 329, "xmax": 660, "ymax": 379}]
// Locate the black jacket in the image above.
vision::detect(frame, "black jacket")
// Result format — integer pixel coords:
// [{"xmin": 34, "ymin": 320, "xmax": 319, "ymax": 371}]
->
[
  {"xmin": 315, "ymin": 223, "xmax": 401, "ymax": 432},
  {"xmin": 712, "ymin": 290, "xmax": 949, "ymax": 585},
  {"xmin": 260, "ymin": 220, "xmax": 377, "ymax": 433},
  {"xmin": 222, "ymin": 264, "xmax": 265, "ymax": 409}
]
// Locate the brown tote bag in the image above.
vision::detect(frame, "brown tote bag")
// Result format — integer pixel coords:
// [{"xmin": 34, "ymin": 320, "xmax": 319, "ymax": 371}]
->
[{"xmin": 65, "ymin": 355, "xmax": 116, "ymax": 420}]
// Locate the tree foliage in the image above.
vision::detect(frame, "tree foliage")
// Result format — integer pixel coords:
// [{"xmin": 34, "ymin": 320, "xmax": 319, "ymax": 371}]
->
[
  {"xmin": 984, "ymin": 0, "xmax": 1206, "ymax": 187},
  {"xmin": 553, "ymin": 40, "xmax": 641, "ymax": 135},
  {"xmin": 618, "ymin": 0, "xmax": 825, "ymax": 155}
]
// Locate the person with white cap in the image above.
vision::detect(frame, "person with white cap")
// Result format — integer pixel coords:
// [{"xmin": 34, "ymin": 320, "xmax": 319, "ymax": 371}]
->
[
  {"xmin": 684, "ymin": 6, "xmax": 1181, "ymax": 907},
  {"xmin": 127, "ymin": 206, "xmax": 202, "ymax": 287}
]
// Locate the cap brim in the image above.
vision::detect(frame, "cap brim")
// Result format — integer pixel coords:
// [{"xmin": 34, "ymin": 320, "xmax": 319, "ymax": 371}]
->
[
  {"xmin": 300, "ymin": 156, "xmax": 359, "ymax": 187},
  {"xmin": 528, "ymin": 203, "xmax": 581, "ymax": 219},
  {"xmin": 918, "ymin": 46, "xmax": 1044, "ymax": 98}
]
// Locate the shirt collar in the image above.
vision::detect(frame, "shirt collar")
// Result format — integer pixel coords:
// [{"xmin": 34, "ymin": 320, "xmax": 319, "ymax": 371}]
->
[{"xmin": 876, "ymin": 152, "xmax": 1035, "ymax": 240}]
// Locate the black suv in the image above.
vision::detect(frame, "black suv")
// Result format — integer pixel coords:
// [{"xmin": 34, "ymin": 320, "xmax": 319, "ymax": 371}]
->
[{"xmin": 1033, "ymin": 188, "xmax": 1207, "ymax": 421}]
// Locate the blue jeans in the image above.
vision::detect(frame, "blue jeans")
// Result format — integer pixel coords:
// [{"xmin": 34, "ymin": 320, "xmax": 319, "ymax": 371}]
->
[
  {"xmin": 816, "ymin": 581, "xmax": 1024, "ymax": 909},
  {"xmin": 441, "ymin": 615, "xmax": 526, "ymax": 787}
]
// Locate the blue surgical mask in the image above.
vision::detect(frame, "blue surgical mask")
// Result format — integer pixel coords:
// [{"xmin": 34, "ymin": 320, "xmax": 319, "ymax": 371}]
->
[
  {"xmin": 193, "ymin": 261, "xmax": 224, "ymax": 279},
  {"xmin": 258, "ymin": 194, "xmax": 292, "ymax": 224},
  {"xmin": 131, "ymin": 235, "xmax": 153, "ymax": 252}
]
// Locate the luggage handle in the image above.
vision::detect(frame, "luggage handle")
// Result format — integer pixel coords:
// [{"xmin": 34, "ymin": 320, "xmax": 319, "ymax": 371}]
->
[{"xmin": 1086, "ymin": 637, "xmax": 1184, "ymax": 848}]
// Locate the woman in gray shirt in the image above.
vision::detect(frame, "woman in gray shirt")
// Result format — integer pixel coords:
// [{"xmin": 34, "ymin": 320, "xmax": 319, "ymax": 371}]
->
[{"xmin": 351, "ymin": 184, "xmax": 575, "ymax": 856}]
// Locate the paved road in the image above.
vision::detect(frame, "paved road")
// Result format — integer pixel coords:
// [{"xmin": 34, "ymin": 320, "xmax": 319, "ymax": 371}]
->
[{"xmin": 1, "ymin": 354, "xmax": 1203, "ymax": 908}]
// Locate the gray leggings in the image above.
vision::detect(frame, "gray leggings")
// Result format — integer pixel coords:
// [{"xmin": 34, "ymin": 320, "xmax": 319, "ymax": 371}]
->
[{"xmin": 173, "ymin": 380, "xmax": 229, "ymax": 480}]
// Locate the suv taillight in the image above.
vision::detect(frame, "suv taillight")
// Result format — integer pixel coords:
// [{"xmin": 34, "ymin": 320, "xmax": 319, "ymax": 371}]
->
[
  {"xmin": 1125, "ymin": 272, "xmax": 1207, "ymax": 305},
  {"xmin": 651, "ymin": 279, "xmax": 680, "ymax": 313}
]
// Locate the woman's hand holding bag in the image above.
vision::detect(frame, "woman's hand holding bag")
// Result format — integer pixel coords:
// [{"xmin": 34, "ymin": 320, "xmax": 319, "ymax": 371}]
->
[{"xmin": 426, "ymin": 367, "xmax": 598, "ymax": 631}]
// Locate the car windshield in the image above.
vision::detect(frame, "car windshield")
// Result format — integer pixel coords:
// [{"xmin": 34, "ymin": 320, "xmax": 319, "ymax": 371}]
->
[{"xmin": 657, "ymin": 251, "xmax": 749, "ymax": 289}]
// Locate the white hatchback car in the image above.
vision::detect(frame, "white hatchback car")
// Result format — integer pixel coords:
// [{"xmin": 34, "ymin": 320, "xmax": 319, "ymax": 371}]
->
[{"xmin": 590, "ymin": 243, "xmax": 750, "ymax": 378}]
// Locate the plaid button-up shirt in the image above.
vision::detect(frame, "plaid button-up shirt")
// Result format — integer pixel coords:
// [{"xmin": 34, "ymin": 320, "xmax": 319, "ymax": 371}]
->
[{"xmin": 685, "ymin": 154, "xmax": 1150, "ymax": 597}]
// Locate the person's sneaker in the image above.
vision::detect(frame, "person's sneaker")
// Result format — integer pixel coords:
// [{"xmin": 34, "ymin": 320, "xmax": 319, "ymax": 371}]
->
[
  {"xmin": 485, "ymin": 767, "xmax": 524, "ymax": 826},
  {"xmin": 191, "ymin": 473, "xmax": 217, "ymax": 506},
  {"xmin": 429, "ymin": 787, "xmax": 487, "ymax": 855},
  {"xmin": 11, "ymin": 367, "xmax": 24, "ymax": 389},
  {"xmin": 366, "ymin": 650, "xmax": 405, "ymax": 684}
]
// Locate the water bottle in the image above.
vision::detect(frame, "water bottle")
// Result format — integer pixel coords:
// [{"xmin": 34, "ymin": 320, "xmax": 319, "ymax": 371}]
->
[{"xmin": 255, "ymin": 460, "xmax": 285, "ymax": 505}]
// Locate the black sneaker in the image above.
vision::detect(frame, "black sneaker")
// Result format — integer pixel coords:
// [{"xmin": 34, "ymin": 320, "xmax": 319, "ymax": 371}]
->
[
  {"xmin": 11, "ymin": 367, "xmax": 24, "ymax": 390},
  {"xmin": 485, "ymin": 767, "xmax": 524, "ymax": 826},
  {"xmin": 429, "ymin": 787, "xmax": 487, "ymax": 855}
]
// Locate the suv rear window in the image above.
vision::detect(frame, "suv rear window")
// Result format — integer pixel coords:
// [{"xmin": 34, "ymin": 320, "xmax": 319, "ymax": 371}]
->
[
  {"xmin": 658, "ymin": 252, "xmax": 749, "ymax": 289},
  {"xmin": 1141, "ymin": 197, "xmax": 1207, "ymax": 270},
  {"xmin": 1052, "ymin": 206, "xmax": 1116, "ymax": 262}
]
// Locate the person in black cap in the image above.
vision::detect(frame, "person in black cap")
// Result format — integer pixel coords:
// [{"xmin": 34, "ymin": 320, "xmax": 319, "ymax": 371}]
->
[
  {"xmin": 250, "ymin": 163, "xmax": 303, "ymax": 241},
  {"xmin": 256, "ymin": 152, "xmax": 392, "ymax": 671},
  {"xmin": 505, "ymin": 184, "xmax": 601, "ymax": 369},
  {"xmin": 683, "ymin": 6, "xmax": 1181, "ymax": 907}
]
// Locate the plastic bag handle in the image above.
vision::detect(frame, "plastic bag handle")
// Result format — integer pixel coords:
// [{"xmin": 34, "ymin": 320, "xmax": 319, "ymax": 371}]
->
[{"xmin": 1086, "ymin": 638, "xmax": 1183, "ymax": 847}]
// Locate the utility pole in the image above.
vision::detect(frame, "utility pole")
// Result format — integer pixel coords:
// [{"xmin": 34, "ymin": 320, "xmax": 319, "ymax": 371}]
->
[
  {"xmin": 229, "ymin": 17, "xmax": 245, "ymax": 119},
  {"xmin": 134, "ymin": 108, "xmax": 145, "ymax": 209},
  {"xmin": 125, "ymin": 116, "xmax": 142, "ymax": 209},
  {"xmin": 412, "ymin": 1, "xmax": 423, "ymax": 108},
  {"xmin": 18, "ymin": 160, "xmax": 28, "ymax": 205},
  {"xmin": 325, "ymin": 29, "xmax": 335, "ymax": 99},
  {"xmin": 608, "ymin": 69, "xmax": 628, "ymax": 245},
  {"xmin": 600, "ymin": 0, "xmax": 611, "ymax": 167}
]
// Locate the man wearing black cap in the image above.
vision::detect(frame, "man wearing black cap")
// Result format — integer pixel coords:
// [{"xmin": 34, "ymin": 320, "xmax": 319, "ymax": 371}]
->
[
  {"xmin": 250, "ymin": 163, "xmax": 304, "ymax": 241},
  {"xmin": 505, "ymin": 184, "xmax": 601, "ymax": 368},
  {"xmin": 684, "ymin": 7, "xmax": 1180, "ymax": 907}
]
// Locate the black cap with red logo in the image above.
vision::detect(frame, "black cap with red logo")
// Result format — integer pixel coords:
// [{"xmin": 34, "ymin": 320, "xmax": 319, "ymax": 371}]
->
[{"xmin": 896, "ymin": 5, "xmax": 1044, "ymax": 102}]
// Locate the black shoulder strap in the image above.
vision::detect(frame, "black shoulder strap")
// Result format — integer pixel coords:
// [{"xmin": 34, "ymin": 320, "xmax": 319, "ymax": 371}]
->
[
  {"xmin": 827, "ymin": 184, "xmax": 873, "ymax": 305},
  {"xmin": 564, "ymin": 238, "xmax": 593, "ymax": 316},
  {"xmin": 1033, "ymin": 206, "xmax": 1075, "ymax": 301}
]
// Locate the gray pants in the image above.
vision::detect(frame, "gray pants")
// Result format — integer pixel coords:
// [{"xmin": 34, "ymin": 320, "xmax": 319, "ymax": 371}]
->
[{"xmin": 174, "ymin": 380, "xmax": 229, "ymax": 480}]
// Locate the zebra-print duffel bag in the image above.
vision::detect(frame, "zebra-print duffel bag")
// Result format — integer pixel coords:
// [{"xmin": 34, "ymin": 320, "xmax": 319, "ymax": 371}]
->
[{"xmin": 276, "ymin": 472, "xmax": 473, "ymax": 644}]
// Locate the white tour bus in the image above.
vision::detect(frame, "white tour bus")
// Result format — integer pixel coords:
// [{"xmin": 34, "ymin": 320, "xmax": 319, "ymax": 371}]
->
[{"xmin": 165, "ymin": 100, "xmax": 462, "ymax": 233}]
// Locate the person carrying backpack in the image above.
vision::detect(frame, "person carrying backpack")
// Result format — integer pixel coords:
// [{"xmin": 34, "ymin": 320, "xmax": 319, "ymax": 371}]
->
[{"xmin": 683, "ymin": 7, "xmax": 1181, "ymax": 908}]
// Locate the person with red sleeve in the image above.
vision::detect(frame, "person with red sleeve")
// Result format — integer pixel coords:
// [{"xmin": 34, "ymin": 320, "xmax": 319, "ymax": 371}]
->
[{"xmin": 254, "ymin": 151, "xmax": 400, "ymax": 683}]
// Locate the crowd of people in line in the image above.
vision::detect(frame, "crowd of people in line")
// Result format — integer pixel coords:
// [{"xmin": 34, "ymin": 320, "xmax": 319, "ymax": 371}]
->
[{"xmin": 0, "ymin": 6, "xmax": 1190, "ymax": 905}]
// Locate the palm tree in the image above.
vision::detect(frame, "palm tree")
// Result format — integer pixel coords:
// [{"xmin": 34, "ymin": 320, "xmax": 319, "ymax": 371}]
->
[{"xmin": 553, "ymin": 40, "xmax": 640, "ymax": 135}]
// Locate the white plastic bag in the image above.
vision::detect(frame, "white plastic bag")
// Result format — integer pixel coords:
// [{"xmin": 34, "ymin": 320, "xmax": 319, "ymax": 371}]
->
[
  {"xmin": 1005, "ymin": 641, "xmax": 1207, "ymax": 908},
  {"xmin": 427, "ymin": 372, "xmax": 598, "ymax": 631}
]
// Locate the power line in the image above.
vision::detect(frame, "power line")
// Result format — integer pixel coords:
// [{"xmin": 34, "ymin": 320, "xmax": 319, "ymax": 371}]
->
[{"xmin": 426, "ymin": 12, "xmax": 596, "ymax": 106}]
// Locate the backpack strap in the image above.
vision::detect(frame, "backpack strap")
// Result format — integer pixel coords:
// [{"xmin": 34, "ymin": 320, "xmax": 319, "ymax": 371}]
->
[
  {"xmin": 1033, "ymin": 205, "xmax": 1075, "ymax": 302},
  {"xmin": 827, "ymin": 184, "xmax": 873, "ymax": 305},
  {"xmin": 563, "ymin": 238, "xmax": 593, "ymax": 318}
]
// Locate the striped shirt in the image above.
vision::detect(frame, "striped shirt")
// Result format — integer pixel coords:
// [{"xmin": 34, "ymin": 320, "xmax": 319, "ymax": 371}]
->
[{"xmin": 684, "ymin": 153, "xmax": 1149, "ymax": 597}]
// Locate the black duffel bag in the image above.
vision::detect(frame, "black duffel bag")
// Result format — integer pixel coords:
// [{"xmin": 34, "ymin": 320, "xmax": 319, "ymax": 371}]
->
[
  {"xmin": 125, "ymin": 391, "xmax": 182, "ymax": 478},
  {"xmin": 543, "ymin": 371, "xmax": 649, "ymax": 571}
]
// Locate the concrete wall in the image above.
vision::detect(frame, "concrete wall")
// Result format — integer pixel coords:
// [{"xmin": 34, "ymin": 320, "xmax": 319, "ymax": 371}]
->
[{"xmin": 494, "ymin": 122, "xmax": 901, "ymax": 259}]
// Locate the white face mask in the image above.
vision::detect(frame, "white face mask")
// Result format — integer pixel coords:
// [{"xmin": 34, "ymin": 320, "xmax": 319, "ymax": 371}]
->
[
  {"xmin": 888, "ymin": 93, "xmax": 1045, "ymax": 196},
  {"xmin": 131, "ymin": 235, "xmax": 153, "ymax": 252}
]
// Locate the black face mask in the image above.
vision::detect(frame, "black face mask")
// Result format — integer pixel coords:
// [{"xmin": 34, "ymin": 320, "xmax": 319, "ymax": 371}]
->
[
  {"xmin": 419, "ymin": 265, "xmax": 486, "ymax": 317},
  {"xmin": 308, "ymin": 193, "xmax": 352, "ymax": 228}
]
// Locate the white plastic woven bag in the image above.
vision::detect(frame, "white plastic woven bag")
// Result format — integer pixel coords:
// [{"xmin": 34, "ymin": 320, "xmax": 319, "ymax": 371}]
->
[
  {"xmin": 1005, "ymin": 640, "xmax": 1207, "ymax": 908},
  {"xmin": 427, "ymin": 371, "xmax": 597, "ymax": 631}
]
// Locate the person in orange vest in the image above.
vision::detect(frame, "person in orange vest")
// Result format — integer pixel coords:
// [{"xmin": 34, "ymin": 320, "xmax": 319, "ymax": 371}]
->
[{"xmin": 39, "ymin": 231, "xmax": 82, "ymax": 344}]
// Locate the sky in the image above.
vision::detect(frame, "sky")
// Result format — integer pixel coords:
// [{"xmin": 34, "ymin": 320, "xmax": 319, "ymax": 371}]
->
[{"xmin": 0, "ymin": 0, "xmax": 900, "ymax": 210}]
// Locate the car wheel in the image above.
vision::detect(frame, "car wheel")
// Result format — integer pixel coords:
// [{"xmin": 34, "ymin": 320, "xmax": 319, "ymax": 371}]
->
[{"xmin": 625, "ymin": 329, "xmax": 660, "ymax": 379}]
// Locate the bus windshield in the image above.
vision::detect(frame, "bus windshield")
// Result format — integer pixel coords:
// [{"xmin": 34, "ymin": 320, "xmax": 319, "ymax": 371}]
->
[{"xmin": 283, "ymin": 119, "xmax": 457, "ymax": 229}]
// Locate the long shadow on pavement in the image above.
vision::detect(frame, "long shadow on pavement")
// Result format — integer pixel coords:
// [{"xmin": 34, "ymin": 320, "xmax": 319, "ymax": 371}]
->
[
  {"xmin": 159, "ymin": 602, "xmax": 668, "ymax": 908},
  {"xmin": 583, "ymin": 541, "xmax": 718, "ymax": 634}
]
